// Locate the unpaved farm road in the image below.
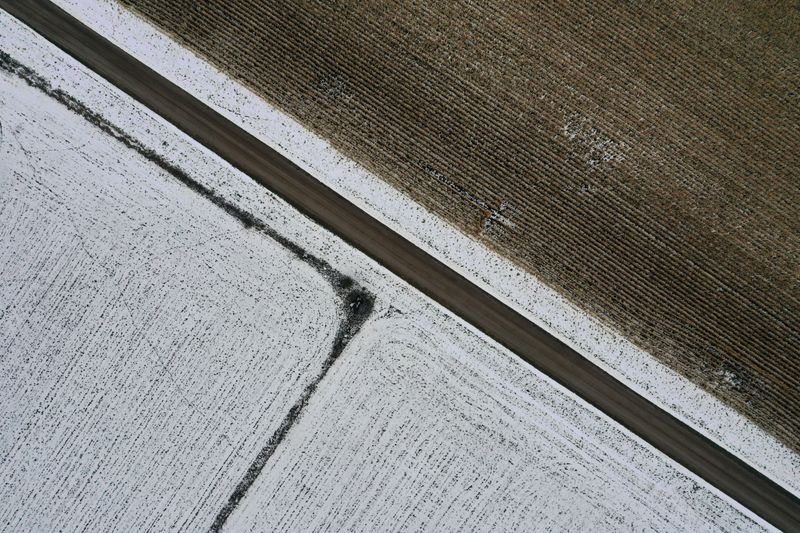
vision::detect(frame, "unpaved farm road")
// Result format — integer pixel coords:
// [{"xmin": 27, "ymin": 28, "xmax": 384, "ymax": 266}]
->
[{"xmin": 3, "ymin": 0, "xmax": 799, "ymax": 530}]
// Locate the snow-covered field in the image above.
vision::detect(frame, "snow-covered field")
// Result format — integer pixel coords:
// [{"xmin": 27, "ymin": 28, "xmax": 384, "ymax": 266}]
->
[
  {"xmin": 0, "ymin": 52, "xmax": 347, "ymax": 531},
  {"xmin": 0, "ymin": 10, "xmax": 773, "ymax": 531},
  {"xmin": 47, "ymin": 0, "xmax": 799, "ymax": 496},
  {"xmin": 229, "ymin": 313, "xmax": 762, "ymax": 532}
]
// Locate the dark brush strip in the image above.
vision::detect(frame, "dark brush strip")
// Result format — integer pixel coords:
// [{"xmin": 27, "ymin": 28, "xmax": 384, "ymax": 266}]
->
[
  {"xmin": 208, "ymin": 289, "xmax": 373, "ymax": 531},
  {"xmin": 2, "ymin": 1, "xmax": 798, "ymax": 530}
]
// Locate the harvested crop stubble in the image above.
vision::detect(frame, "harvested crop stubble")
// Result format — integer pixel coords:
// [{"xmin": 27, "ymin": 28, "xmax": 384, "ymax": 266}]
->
[{"xmin": 120, "ymin": 0, "xmax": 800, "ymax": 449}]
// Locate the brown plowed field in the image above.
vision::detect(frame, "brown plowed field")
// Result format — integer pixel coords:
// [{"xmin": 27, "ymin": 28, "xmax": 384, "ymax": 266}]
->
[{"xmin": 119, "ymin": 0, "xmax": 800, "ymax": 450}]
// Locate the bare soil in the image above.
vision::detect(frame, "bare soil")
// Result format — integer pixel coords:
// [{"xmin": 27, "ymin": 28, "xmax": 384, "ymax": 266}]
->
[{"xmin": 119, "ymin": 0, "xmax": 800, "ymax": 451}]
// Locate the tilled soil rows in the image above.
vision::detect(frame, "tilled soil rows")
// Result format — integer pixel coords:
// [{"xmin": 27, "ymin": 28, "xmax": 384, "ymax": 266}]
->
[{"xmin": 119, "ymin": 0, "xmax": 800, "ymax": 450}]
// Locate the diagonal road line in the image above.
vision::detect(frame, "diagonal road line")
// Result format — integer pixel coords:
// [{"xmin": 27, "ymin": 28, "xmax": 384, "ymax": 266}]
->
[{"xmin": 2, "ymin": 0, "xmax": 798, "ymax": 529}]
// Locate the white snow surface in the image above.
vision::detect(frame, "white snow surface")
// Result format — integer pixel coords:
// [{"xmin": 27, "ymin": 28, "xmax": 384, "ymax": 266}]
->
[
  {"xmin": 0, "ymin": 10, "xmax": 778, "ymax": 531},
  {"xmin": 48, "ymin": 0, "xmax": 800, "ymax": 495}
]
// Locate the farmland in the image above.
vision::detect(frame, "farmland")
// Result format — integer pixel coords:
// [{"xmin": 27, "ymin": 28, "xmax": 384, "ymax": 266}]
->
[{"xmin": 0, "ymin": 12, "xmax": 773, "ymax": 530}]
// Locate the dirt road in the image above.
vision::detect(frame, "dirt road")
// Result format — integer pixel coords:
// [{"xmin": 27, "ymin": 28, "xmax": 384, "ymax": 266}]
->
[{"xmin": 2, "ymin": 1, "xmax": 798, "ymax": 530}]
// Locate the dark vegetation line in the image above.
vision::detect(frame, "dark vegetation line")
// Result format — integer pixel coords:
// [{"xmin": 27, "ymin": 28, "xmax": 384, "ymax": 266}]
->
[
  {"xmin": 0, "ymin": 49, "xmax": 376, "ymax": 530},
  {"xmin": 208, "ymin": 289, "xmax": 373, "ymax": 531}
]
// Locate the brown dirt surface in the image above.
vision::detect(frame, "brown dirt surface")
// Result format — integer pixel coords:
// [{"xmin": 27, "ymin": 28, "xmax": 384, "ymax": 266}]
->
[{"xmin": 118, "ymin": 0, "xmax": 800, "ymax": 450}]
